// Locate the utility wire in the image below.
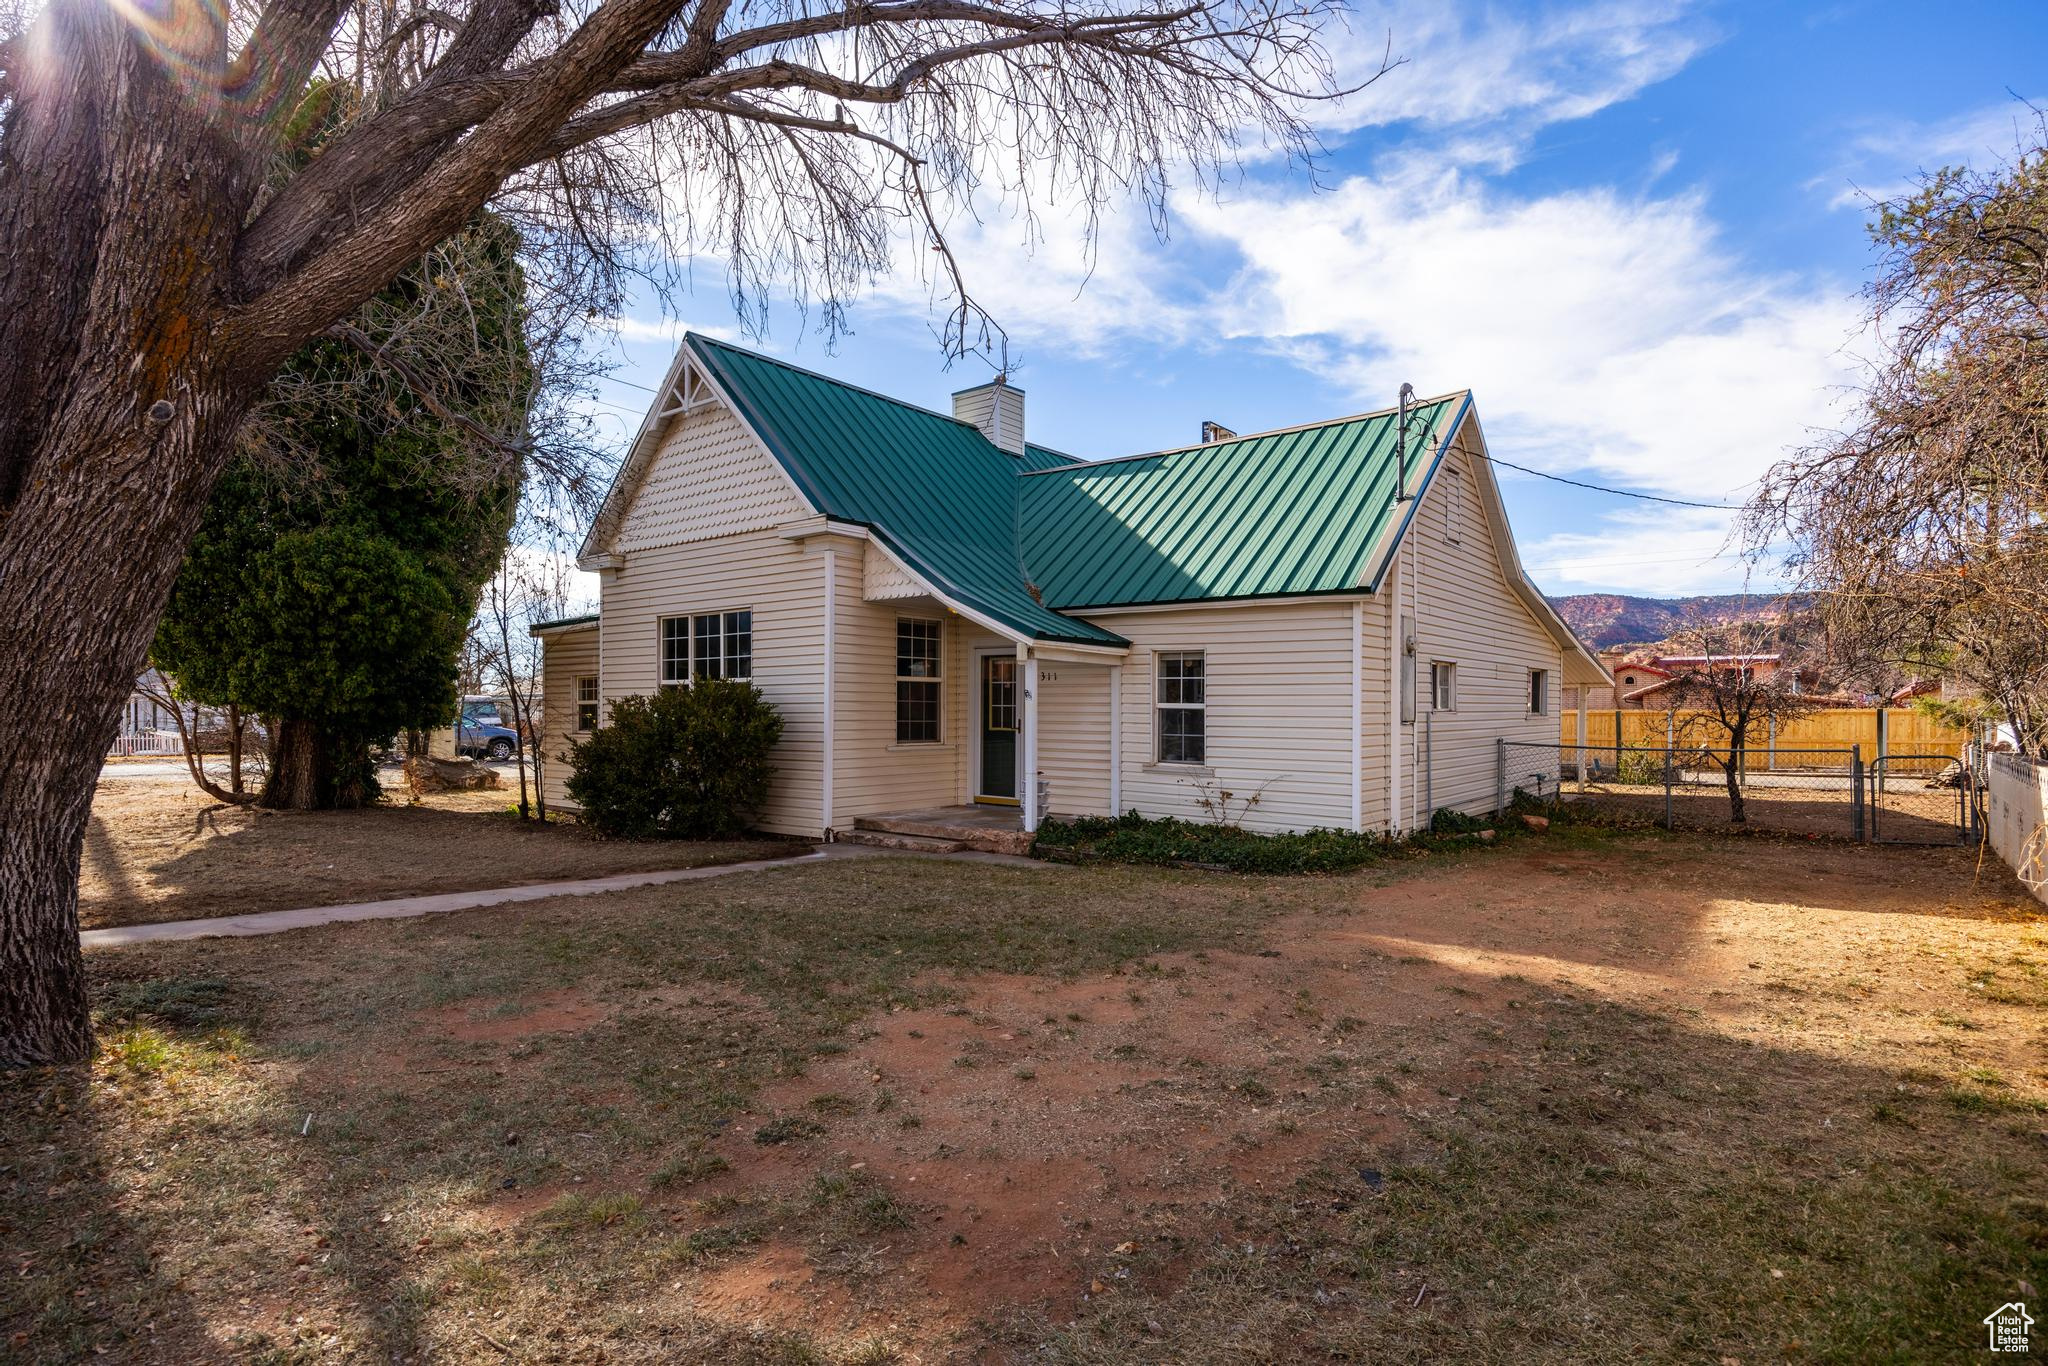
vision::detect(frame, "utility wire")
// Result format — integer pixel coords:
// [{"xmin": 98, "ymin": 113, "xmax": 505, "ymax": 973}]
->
[{"xmin": 1457, "ymin": 442, "xmax": 1744, "ymax": 510}]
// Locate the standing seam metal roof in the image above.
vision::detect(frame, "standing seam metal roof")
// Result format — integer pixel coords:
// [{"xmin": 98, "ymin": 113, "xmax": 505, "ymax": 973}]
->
[
  {"xmin": 1017, "ymin": 397, "xmax": 1459, "ymax": 609},
  {"xmin": 686, "ymin": 333, "xmax": 1463, "ymax": 641},
  {"xmin": 688, "ymin": 335, "xmax": 1121, "ymax": 646}
]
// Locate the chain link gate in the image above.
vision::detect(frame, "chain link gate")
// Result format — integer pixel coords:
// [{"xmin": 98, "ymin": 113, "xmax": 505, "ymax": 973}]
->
[{"xmin": 1867, "ymin": 754, "xmax": 1973, "ymax": 845}]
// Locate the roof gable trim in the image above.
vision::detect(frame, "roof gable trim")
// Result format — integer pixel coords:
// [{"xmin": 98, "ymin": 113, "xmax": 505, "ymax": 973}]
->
[{"xmin": 576, "ymin": 340, "xmax": 820, "ymax": 568}]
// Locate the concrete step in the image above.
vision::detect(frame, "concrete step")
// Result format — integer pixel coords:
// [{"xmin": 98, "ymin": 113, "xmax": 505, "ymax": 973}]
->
[
  {"xmin": 851, "ymin": 815, "xmax": 1034, "ymax": 856},
  {"xmin": 836, "ymin": 829, "xmax": 968, "ymax": 854}
]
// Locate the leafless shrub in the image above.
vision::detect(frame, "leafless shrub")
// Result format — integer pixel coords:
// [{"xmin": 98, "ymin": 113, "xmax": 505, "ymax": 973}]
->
[{"xmin": 1745, "ymin": 115, "xmax": 2048, "ymax": 754}]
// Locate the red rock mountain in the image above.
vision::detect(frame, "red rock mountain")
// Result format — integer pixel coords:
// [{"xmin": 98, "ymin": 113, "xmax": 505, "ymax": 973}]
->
[{"xmin": 1546, "ymin": 593, "xmax": 1807, "ymax": 650}]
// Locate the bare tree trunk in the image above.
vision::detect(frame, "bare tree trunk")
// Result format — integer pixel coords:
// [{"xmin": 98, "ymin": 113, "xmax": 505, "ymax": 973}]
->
[
  {"xmin": 1722, "ymin": 720, "xmax": 1748, "ymax": 824},
  {"xmin": 0, "ymin": 366, "xmax": 258, "ymax": 1065},
  {"xmin": 507, "ymin": 684, "xmax": 532, "ymax": 820},
  {"xmin": 263, "ymin": 719, "xmax": 331, "ymax": 810},
  {"xmin": 0, "ymin": 0, "xmax": 267, "ymax": 1067},
  {"xmin": 260, "ymin": 719, "xmax": 376, "ymax": 810},
  {"xmin": 228, "ymin": 703, "xmax": 244, "ymax": 798}
]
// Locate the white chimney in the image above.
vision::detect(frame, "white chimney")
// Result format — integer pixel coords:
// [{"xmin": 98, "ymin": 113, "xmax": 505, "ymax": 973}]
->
[{"xmin": 952, "ymin": 377, "xmax": 1026, "ymax": 456}]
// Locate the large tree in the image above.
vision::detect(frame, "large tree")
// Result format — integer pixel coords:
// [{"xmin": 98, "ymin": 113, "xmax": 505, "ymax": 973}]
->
[
  {"xmin": 0, "ymin": 0, "xmax": 1372, "ymax": 1063},
  {"xmin": 1745, "ymin": 124, "xmax": 2048, "ymax": 755},
  {"xmin": 152, "ymin": 215, "xmax": 528, "ymax": 810}
]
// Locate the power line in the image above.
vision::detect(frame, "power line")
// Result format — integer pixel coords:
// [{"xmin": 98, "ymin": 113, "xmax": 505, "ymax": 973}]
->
[{"xmin": 1460, "ymin": 444, "xmax": 1745, "ymax": 511}]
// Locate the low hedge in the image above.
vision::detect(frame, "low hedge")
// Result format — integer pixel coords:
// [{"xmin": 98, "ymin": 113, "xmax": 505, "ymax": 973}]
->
[{"xmin": 1032, "ymin": 812, "xmax": 1394, "ymax": 875}]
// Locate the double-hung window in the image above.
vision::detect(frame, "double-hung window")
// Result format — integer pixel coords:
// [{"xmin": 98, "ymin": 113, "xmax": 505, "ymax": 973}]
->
[
  {"xmin": 1430, "ymin": 661, "xmax": 1457, "ymax": 711},
  {"xmin": 895, "ymin": 618, "xmax": 942, "ymax": 743},
  {"xmin": 1156, "ymin": 651, "xmax": 1206, "ymax": 764},
  {"xmin": 659, "ymin": 610, "xmax": 753, "ymax": 688},
  {"xmin": 574, "ymin": 676, "xmax": 599, "ymax": 732},
  {"xmin": 1528, "ymin": 669, "xmax": 1548, "ymax": 716}
]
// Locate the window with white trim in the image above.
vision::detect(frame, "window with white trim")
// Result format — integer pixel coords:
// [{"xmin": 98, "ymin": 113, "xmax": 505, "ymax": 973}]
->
[
  {"xmin": 574, "ymin": 676, "xmax": 598, "ymax": 732},
  {"xmin": 1528, "ymin": 669, "xmax": 1548, "ymax": 716},
  {"xmin": 895, "ymin": 618, "xmax": 942, "ymax": 744},
  {"xmin": 1156, "ymin": 651, "xmax": 1206, "ymax": 764},
  {"xmin": 1430, "ymin": 661, "xmax": 1457, "ymax": 711},
  {"xmin": 659, "ymin": 610, "xmax": 753, "ymax": 687}
]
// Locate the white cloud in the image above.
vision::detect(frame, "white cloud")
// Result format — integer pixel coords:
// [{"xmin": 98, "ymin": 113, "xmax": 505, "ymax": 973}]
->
[
  {"xmin": 1817, "ymin": 97, "xmax": 2044, "ymax": 211},
  {"xmin": 1516, "ymin": 507, "xmax": 1758, "ymax": 595},
  {"xmin": 1322, "ymin": 0, "xmax": 1712, "ymax": 136},
  {"xmin": 831, "ymin": 2, "xmax": 1858, "ymax": 597},
  {"xmin": 1179, "ymin": 166, "xmax": 1861, "ymax": 581}
]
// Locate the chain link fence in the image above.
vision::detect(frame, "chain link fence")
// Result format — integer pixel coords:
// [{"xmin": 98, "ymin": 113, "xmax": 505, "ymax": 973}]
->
[{"xmin": 1496, "ymin": 740, "xmax": 1975, "ymax": 844}]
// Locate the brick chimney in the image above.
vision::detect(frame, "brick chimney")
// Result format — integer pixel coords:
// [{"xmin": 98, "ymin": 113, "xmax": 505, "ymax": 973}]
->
[{"xmin": 952, "ymin": 376, "xmax": 1026, "ymax": 456}]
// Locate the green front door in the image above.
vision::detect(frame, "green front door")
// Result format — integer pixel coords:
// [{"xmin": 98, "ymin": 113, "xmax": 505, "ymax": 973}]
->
[{"xmin": 978, "ymin": 655, "xmax": 1018, "ymax": 803}]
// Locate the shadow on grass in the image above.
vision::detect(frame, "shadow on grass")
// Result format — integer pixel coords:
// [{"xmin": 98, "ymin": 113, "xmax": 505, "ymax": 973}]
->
[
  {"xmin": 19, "ymin": 848, "xmax": 2045, "ymax": 1362},
  {"xmin": 988, "ymin": 941, "xmax": 2048, "ymax": 1364}
]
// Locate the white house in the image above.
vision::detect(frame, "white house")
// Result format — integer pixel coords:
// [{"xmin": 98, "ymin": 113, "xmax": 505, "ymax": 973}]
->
[{"xmin": 533, "ymin": 334, "xmax": 1607, "ymax": 844}]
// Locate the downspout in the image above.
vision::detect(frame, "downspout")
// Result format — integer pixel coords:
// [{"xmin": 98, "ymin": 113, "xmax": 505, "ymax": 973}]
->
[
  {"xmin": 1351, "ymin": 600, "xmax": 1364, "ymax": 832},
  {"xmin": 1408, "ymin": 491, "xmax": 1420, "ymax": 832},
  {"xmin": 821, "ymin": 549, "xmax": 836, "ymax": 837},
  {"xmin": 1387, "ymin": 549, "xmax": 1403, "ymax": 835},
  {"xmin": 1018, "ymin": 644, "xmax": 1040, "ymax": 833},
  {"xmin": 1108, "ymin": 664, "xmax": 1122, "ymax": 817}
]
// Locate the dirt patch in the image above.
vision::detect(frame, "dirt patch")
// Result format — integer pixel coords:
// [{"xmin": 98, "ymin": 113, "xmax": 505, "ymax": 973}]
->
[
  {"xmin": 18, "ymin": 837, "xmax": 2045, "ymax": 1365},
  {"xmin": 424, "ymin": 988, "xmax": 613, "ymax": 1044},
  {"xmin": 77, "ymin": 773, "xmax": 795, "ymax": 928},
  {"xmin": 682, "ymin": 928, "xmax": 1517, "ymax": 1335}
]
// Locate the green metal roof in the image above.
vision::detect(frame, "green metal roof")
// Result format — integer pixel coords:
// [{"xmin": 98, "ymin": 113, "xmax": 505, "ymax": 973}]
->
[
  {"xmin": 685, "ymin": 334, "xmax": 1468, "ymax": 643},
  {"xmin": 1018, "ymin": 396, "xmax": 1465, "ymax": 610},
  {"xmin": 688, "ymin": 335, "xmax": 1121, "ymax": 646}
]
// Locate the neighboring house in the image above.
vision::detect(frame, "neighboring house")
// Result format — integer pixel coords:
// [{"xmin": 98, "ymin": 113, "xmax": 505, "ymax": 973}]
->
[
  {"xmin": 532, "ymin": 334, "xmax": 1607, "ymax": 839},
  {"xmin": 1570, "ymin": 651, "xmax": 1673, "ymax": 710},
  {"xmin": 110, "ymin": 669, "xmax": 209, "ymax": 756}
]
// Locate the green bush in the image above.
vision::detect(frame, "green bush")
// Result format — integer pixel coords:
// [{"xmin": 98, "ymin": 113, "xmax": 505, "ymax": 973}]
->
[
  {"xmin": 1033, "ymin": 811, "xmax": 1390, "ymax": 875},
  {"xmin": 1430, "ymin": 807, "xmax": 1492, "ymax": 835},
  {"xmin": 565, "ymin": 680, "xmax": 783, "ymax": 839}
]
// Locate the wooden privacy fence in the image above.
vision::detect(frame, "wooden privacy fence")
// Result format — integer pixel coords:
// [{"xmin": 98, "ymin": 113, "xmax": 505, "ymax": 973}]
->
[{"xmin": 1560, "ymin": 707, "xmax": 1970, "ymax": 762}]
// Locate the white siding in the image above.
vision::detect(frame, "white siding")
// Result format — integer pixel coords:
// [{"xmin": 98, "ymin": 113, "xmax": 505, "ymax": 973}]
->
[
  {"xmin": 614, "ymin": 403, "xmax": 808, "ymax": 553},
  {"xmin": 1403, "ymin": 437, "xmax": 1565, "ymax": 821},
  {"xmin": 862, "ymin": 543, "xmax": 925, "ymax": 601},
  {"xmin": 831, "ymin": 593, "xmax": 972, "ymax": 822},
  {"xmin": 600, "ymin": 531, "xmax": 827, "ymax": 836},
  {"xmin": 1094, "ymin": 602, "xmax": 1358, "ymax": 835},
  {"xmin": 537, "ymin": 627, "xmax": 598, "ymax": 813},
  {"xmin": 592, "ymin": 398, "xmax": 828, "ymax": 837},
  {"xmin": 1037, "ymin": 663, "xmax": 1112, "ymax": 817},
  {"xmin": 1357, "ymin": 594, "xmax": 1392, "ymax": 833}
]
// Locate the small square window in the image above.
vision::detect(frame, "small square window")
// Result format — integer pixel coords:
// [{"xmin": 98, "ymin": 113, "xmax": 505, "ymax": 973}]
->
[{"xmin": 575, "ymin": 676, "xmax": 598, "ymax": 732}]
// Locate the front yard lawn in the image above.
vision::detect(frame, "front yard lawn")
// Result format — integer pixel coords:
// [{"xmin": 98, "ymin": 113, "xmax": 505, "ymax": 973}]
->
[
  {"xmin": 78, "ymin": 774, "xmax": 795, "ymax": 928},
  {"xmin": 7, "ymin": 832, "xmax": 2045, "ymax": 1362}
]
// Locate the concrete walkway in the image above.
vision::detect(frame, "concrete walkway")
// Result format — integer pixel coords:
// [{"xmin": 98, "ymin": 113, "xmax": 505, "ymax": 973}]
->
[{"xmin": 81, "ymin": 849, "xmax": 834, "ymax": 948}]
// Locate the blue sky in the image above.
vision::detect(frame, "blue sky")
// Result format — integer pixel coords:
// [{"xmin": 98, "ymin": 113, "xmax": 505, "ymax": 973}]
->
[{"xmin": 578, "ymin": 0, "xmax": 2048, "ymax": 600}]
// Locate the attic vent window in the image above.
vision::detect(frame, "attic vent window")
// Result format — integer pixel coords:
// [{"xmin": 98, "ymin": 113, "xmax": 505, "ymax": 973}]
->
[{"xmin": 1201, "ymin": 421, "xmax": 1237, "ymax": 443}]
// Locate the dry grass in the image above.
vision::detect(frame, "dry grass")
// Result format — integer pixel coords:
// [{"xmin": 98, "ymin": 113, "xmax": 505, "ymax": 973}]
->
[
  {"xmin": 78, "ymin": 774, "xmax": 795, "ymax": 928},
  {"xmin": 5, "ymin": 829, "xmax": 2045, "ymax": 1363}
]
